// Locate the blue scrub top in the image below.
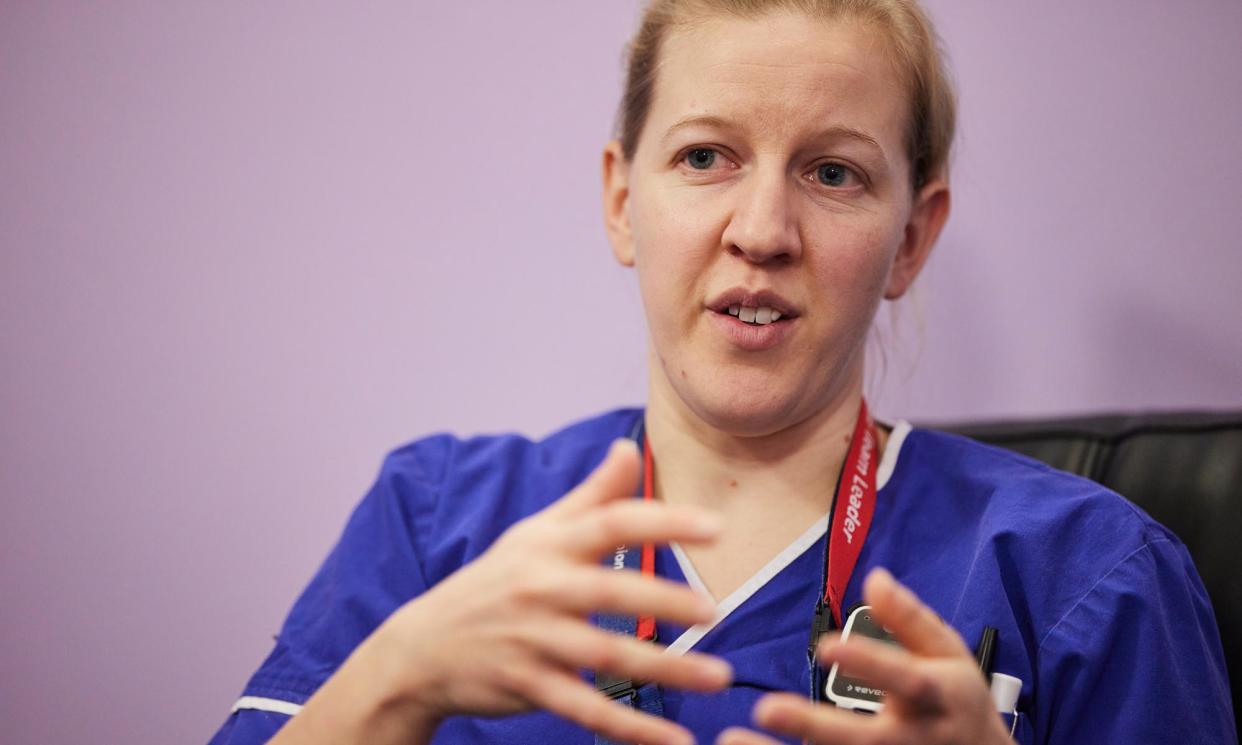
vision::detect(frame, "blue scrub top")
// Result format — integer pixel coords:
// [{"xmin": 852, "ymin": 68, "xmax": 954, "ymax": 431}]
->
[{"xmin": 208, "ymin": 409, "xmax": 1236, "ymax": 744}]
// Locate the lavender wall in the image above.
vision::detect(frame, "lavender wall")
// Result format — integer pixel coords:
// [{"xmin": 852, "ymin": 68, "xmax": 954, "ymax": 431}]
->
[{"xmin": 2, "ymin": 2, "xmax": 1239, "ymax": 743}]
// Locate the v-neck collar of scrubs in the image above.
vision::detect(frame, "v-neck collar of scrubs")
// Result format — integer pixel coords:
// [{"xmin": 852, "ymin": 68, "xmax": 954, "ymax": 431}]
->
[{"xmin": 662, "ymin": 420, "xmax": 912, "ymax": 656}]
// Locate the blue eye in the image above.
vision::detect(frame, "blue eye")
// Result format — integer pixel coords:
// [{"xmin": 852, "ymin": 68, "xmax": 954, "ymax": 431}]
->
[
  {"xmin": 685, "ymin": 148, "xmax": 716, "ymax": 170},
  {"xmin": 815, "ymin": 163, "xmax": 854, "ymax": 187}
]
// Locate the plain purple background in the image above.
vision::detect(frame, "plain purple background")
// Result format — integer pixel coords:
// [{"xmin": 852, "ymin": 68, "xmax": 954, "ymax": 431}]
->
[{"xmin": 2, "ymin": 2, "xmax": 1240, "ymax": 742}]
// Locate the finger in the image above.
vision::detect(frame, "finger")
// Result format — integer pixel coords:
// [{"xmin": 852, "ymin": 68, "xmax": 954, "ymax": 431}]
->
[
  {"xmin": 533, "ymin": 617, "xmax": 731, "ymax": 693},
  {"xmin": 752, "ymin": 692, "xmax": 884, "ymax": 744},
  {"xmin": 541, "ymin": 566, "xmax": 716, "ymax": 627},
  {"xmin": 715, "ymin": 726, "xmax": 786, "ymax": 745},
  {"xmin": 553, "ymin": 439, "xmax": 642, "ymax": 515},
  {"xmin": 565, "ymin": 499, "xmax": 722, "ymax": 557},
  {"xmin": 818, "ymin": 634, "xmax": 946, "ymax": 713},
  {"xmin": 863, "ymin": 567, "xmax": 965, "ymax": 658},
  {"xmin": 524, "ymin": 667, "xmax": 694, "ymax": 745}
]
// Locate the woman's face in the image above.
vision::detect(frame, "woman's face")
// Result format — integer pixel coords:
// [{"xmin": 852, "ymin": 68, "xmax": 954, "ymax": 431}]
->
[{"xmin": 603, "ymin": 11, "xmax": 948, "ymax": 436}]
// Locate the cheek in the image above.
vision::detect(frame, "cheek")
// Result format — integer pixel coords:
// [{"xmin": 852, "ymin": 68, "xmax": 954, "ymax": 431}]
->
[
  {"xmin": 630, "ymin": 191, "xmax": 721, "ymax": 309},
  {"xmin": 631, "ymin": 188, "xmax": 720, "ymax": 263},
  {"xmin": 807, "ymin": 220, "xmax": 902, "ymax": 307}
]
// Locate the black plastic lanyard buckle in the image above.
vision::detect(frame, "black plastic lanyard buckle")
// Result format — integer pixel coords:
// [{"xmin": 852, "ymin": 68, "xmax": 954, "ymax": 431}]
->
[{"xmin": 808, "ymin": 598, "xmax": 834, "ymax": 659}]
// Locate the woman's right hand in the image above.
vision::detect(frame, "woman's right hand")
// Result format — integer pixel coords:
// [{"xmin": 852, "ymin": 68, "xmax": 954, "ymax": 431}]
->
[{"xmin": 276, "ymin": 439, "xmax": 729, "ymax": 745}]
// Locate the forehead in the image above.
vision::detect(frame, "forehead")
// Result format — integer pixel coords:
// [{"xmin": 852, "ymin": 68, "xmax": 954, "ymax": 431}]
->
[{"xmin": 647, "ymin": 11, "xmax": 908, "ymax": 153}]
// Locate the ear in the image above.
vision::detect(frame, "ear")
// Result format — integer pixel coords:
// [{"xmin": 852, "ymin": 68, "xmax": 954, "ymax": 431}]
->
[
  {"xmin": 601, "ymin": 140, "xmax": 636, "ymax": 267},
  {"xmin": 885, "ymin": 179, "xmax": 950, "ymax": 300}
]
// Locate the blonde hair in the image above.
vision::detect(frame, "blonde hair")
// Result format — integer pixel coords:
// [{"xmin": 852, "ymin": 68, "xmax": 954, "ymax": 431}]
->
[{"xmin": 618, "ymin": 0, "xmax": 956, "ymax": 190}]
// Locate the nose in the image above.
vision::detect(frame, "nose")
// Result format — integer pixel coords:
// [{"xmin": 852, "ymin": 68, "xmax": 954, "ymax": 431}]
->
[{"xmin": 720, "ymin": 168, "xmax": 802, "ymax": 264}]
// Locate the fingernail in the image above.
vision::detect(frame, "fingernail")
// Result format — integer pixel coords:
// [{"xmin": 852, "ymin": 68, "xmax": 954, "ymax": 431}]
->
[
  {"xmin": 691, "ymin": 511, "xmax": 723, "ymax": 537},
  {"xmin": 696, "ymin": 596, "xmax": 718, "ymax": 619},
  {"xmin": 700, "ymin": 657, "xmax": 733, "ymax": 685},
  {"xmin": 716, "ymin": 727, "xmax": 748, "ymax": 745},
  {"xmin": 611, "ymin": 438, "xmax": 638, "ymax": 456},
  {"xmin": 752, "ymin": 695, "xmax": 779, "ymax": 725},
  {"xmin": 665, "ymin": 730, "xmax": 694, "ymax": 745},
  {"xmin": 867, "ymin": 566, "xmax": 904, "ymax": 599},
  {"xmin": 816, "ymin": 633, "xmax": 841, "ymax": 658}
]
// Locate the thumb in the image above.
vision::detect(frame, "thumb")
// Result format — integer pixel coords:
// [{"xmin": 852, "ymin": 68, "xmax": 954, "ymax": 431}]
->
[{"xmin": 555, "ymin": 439, "xmax": 641, "ymax": 515}]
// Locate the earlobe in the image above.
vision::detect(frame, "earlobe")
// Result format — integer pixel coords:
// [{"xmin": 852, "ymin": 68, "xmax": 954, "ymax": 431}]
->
[
  {"xmin": 884, "ymin": 180, "xmax": 951, "ymax": 300},
  {"xmin": 601, "ymin": 140, "xmax": 636, "ymax": 267}
]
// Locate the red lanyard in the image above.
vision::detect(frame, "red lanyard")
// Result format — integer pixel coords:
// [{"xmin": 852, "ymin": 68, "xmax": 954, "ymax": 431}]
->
[
  {"xmin": 635, "ymin": 441, "xmax": 658, "ymax": 642},
  {"xmin": 824, "ymin": 398, "xmax": 880, "ymax": 626},
  {"xmin": 636, "ymin": 399, "xmax": 879, "ymax": 634}
]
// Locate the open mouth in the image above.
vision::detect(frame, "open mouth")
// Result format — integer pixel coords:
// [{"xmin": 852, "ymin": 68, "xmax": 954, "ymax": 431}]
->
[{"xmin": 718, "ymin": 305, "xmax": 786, "ymax": 326}]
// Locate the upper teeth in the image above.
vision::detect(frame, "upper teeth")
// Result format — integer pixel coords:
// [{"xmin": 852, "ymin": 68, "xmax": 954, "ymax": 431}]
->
[{"xmin": 727, "ymin": 305, "xmax": 782, "ymax": 325}]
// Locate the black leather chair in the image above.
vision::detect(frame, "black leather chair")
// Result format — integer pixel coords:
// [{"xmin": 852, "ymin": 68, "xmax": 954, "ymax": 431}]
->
[{"xmin": 938, "ymin": 410, "xmax": 1241, "ymax": 719}]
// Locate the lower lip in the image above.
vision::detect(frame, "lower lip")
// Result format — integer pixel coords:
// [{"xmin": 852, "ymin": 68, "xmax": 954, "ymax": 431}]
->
[{"xmin": 708, "ymin": 311, "xmax": 795, "ymax": 351}]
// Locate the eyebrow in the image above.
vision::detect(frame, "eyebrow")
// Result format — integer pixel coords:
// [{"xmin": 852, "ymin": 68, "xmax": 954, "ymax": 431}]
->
[{"xmin": 661, "ymin": 114, "xmax": 884, "ymax": 154}]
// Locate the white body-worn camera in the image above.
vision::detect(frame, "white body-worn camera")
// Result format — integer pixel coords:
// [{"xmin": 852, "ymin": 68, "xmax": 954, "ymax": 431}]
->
[{"xmin": 825, "ymin": 605, "xmax": 898, "ymax": 712}]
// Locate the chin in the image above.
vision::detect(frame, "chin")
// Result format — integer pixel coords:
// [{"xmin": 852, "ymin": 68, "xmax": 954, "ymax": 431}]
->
[{"xmin": 677, "ymin": 379, "xmax": 806, "ymax": 438}]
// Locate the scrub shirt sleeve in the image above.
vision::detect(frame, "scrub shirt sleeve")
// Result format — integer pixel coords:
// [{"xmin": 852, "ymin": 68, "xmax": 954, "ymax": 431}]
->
[
  {"xmin": 1032, "ymin": 537, "xmax": 1236, "ymax": 744},
  {"xmin": 207, "ymin": 436, "xmax": 453, "ymax": 744}
]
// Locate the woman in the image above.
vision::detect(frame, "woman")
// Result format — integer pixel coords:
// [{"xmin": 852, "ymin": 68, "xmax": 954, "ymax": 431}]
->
[{"xmin": 209, "ymin": 1, "xmax": 1234, "ymax": 743}]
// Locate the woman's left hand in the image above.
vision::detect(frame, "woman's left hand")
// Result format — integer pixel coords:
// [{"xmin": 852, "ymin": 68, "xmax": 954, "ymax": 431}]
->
[{"xmin": 718, "ymin": 568, "xmax": 1012, "ymax": 745}]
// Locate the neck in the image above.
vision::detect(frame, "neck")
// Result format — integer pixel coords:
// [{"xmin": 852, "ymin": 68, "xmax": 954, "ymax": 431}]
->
[{"xmin": 644, "ymin": 364, "xmax": 872, "ymax": 518}]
